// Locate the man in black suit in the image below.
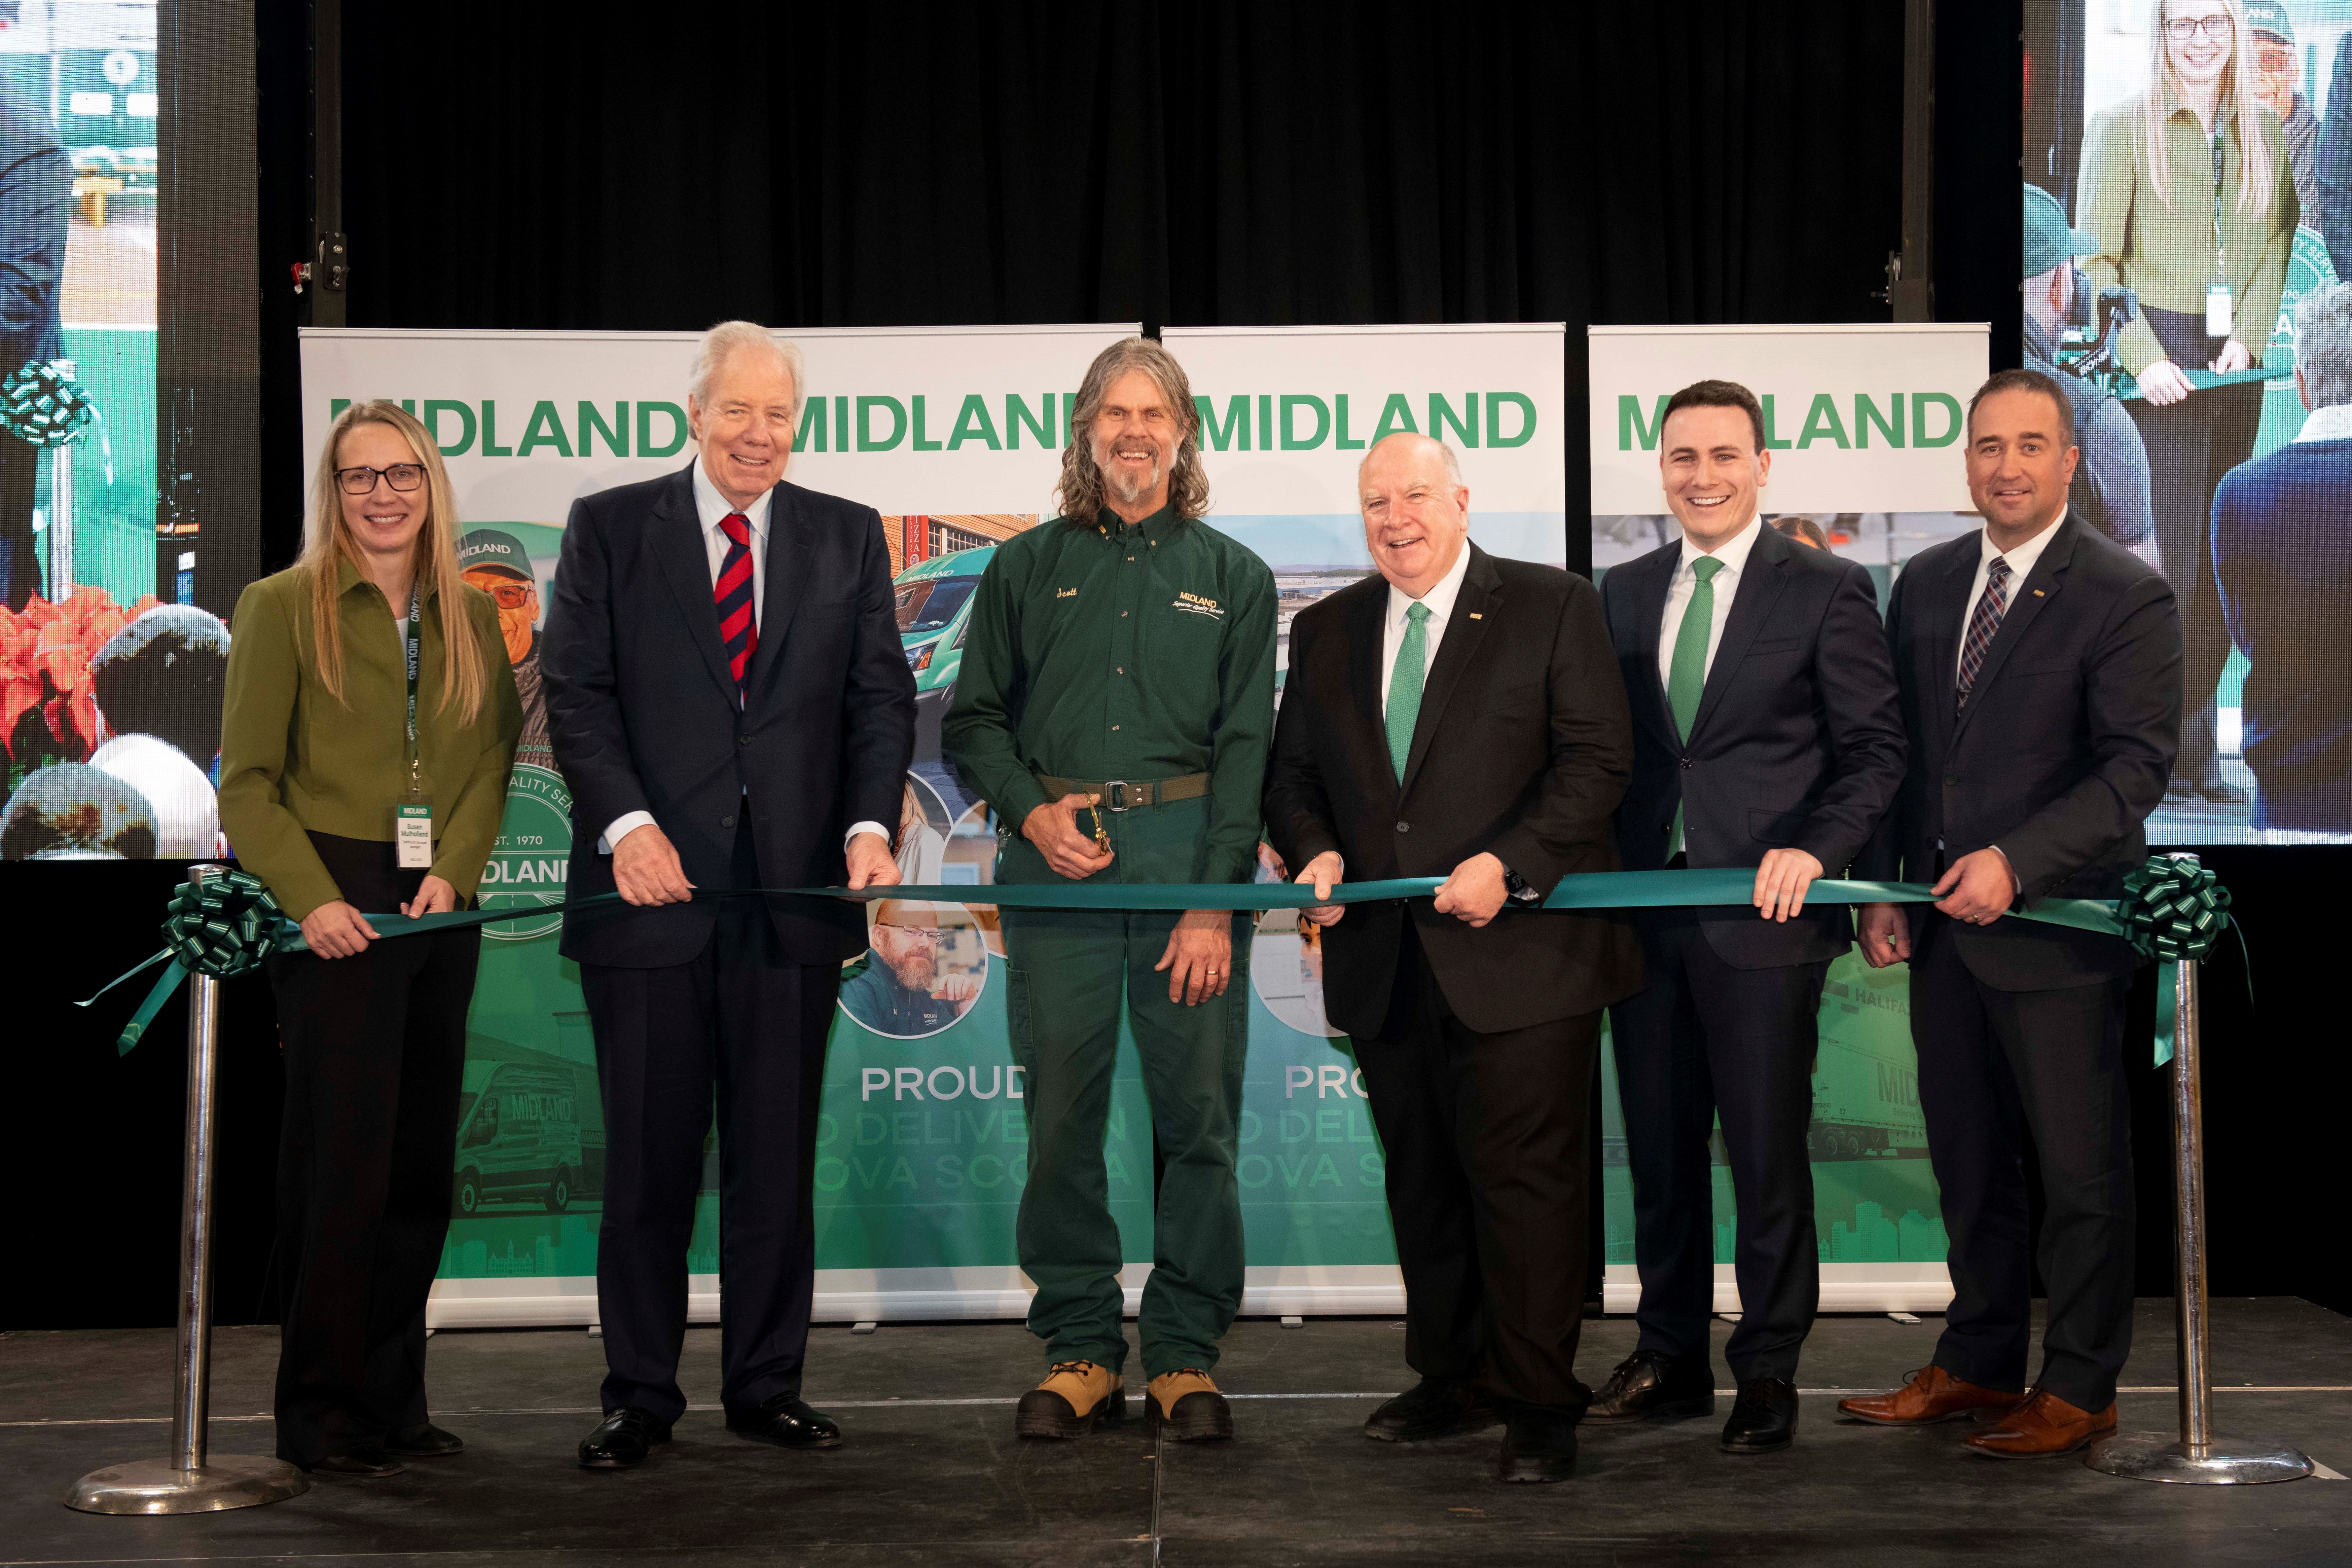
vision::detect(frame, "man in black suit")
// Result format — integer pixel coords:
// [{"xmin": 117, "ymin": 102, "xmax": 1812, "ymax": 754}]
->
[
  {"xmin": 1264, "ymin": 432, "xmax": 1640, "ymax": 1484},
  {"xmin": 1592, "ymin": 380, "xmax": 1906, "ymax": 1454},
  {"xmin": 0, "ymin": 75, "xmax": 69, "ymax": 610},
  {"xmin": 543, "ymin": 322, "xmax": 915, "ymax": 1469},
  {"xmin": 1840, "ymin": 368, "xmax": 2179, "ymax": 1458}
]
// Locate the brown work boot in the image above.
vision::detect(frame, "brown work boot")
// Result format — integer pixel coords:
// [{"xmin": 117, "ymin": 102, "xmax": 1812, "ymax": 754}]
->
[
  {"xmin": 1146, "ymin": 1370, "xmax": 1234, "ymax": 1442},
  {"xmin": 1014, "ymin": 1360, "xmax": 1126, "ymax": 1439},
  {"xmin": 1837, "ymin": 1365, "xmax": 2023, "ymax": 1426},
  {"xmin": 1962, "ymin": 1388, "xmax": 2117, "ymax": 1458}
]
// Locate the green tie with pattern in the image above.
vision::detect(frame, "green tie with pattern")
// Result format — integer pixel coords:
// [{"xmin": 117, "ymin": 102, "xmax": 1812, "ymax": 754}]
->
[
  {"xmin": 1666, "ymin": 555, "xmax": 1723, "ymax": 855},
  {"xmin": 1386, "ymin": 599, "xmax": 1432, "ymax": 782}
]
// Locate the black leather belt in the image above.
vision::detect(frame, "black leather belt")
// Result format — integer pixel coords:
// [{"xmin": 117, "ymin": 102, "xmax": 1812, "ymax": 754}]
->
[{"xmin": 1034, "ymin": 773, "xmax": 1210, "ymax": 811}]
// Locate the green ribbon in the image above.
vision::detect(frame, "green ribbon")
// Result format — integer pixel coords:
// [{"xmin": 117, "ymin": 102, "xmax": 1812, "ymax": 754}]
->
[
  {"xmin": 0, "ymin": 359, "xmax": 96, "ymax": 447},
  {"xmin": 2114, "ymin": 365, "xmax": 2278, "ymax": 401},
  {"xmin": 84, "ymin": 861, "xmax": 2224, "ymax": 1065}
]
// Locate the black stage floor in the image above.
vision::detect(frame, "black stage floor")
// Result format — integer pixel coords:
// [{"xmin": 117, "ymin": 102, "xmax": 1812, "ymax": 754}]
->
[{"xmin": 3, "ymin": 1299, "xmax": 2348, "ymax": 1566}]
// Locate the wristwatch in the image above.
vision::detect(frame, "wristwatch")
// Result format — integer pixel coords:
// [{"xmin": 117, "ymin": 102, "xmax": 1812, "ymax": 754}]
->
[{"xmin": 1500, "ymin": 865, "xmax": 1542, "ymax": 906}]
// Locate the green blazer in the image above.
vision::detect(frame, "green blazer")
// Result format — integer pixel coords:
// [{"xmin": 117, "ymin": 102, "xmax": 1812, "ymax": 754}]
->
[{"xmin": 219, "ymin": 558, "xmax": 521, "ymax": 920}]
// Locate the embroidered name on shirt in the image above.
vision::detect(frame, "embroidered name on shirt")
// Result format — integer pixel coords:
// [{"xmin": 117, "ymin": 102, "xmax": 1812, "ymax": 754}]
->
[
  {"xmin": 1172, "ymin": 590, "xmax": 1224, "ymax": 618},
  {"xmin": 1056, "ymin": 587, "xmax": 1078, "ymax": 598}
]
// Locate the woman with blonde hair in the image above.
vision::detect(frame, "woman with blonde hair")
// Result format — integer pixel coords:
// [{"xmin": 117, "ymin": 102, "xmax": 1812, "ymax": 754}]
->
[
  {"xmin": 2079, "ymin": 0, "xmax": 2297, "ymax": 802},
  {"xmin": 220, "ymin": 400, "xmax": 520, "ymax": 1477}
]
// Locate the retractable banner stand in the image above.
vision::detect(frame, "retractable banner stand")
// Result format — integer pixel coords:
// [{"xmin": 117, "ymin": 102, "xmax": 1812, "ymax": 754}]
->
[
  {"xmin": 300, "ymin": 325, "xmax": 1139, "ymax": 1327},
  {"xmin": 1162, "ymin": 323, "xmax": 1570, "ymax": 1315},
  {"xmin": 1589, "ymin": 322, "xmax": 1988, "ymax": 1313}
]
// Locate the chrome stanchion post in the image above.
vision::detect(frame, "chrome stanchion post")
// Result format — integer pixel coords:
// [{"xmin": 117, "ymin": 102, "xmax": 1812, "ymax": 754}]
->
[
  {"xmin": 2086, "ymin": 853, "xmax": 2309, "ymax": 1484},
  {"xmin": 65, "ymin": 866, "xmax": 310, "ymax": 1515},
  {"xmin": 44, "ymin": 356, "xmax": 74, "ymax": 602}
]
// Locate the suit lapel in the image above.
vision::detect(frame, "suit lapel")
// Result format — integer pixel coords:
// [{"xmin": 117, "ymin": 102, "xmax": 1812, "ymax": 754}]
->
[
  {"xmin": 1401, "ymin": 546, "xmax": 1498, "ymax": 794},
  {"xmin": 652, "ymin": 466, "xmax": 739, "ymax": 702},
  {"xmin": 1346, "ymin": 580, "xmax": 1389, "ymax": 775},
  {"xmin": 1922, "ymin": 537, "xmax": 1978, "ymax": 746},
  {"xmin": 745, "ymin": 482, "xmax": 813, "ymax": 704},
  {"xmin": 1953, "ymin": 515, "xmax": 2074, "ymax": 743},
  {"xmin": 1688, "ymin": 524, "xmax": 1791, "ymax": 742},
  {"xmin": 1627, "ymin": 543, "xmax": 1679, "ymax": 751}
]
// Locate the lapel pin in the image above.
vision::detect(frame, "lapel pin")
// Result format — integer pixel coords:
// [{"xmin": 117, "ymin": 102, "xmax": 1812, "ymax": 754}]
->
[
  {"xmin": 2032, "ymin": 589, "xmax": 2045, "ymax": 597},
  {"xmin": 1468, "ymin": 612, "xmax": 1483, "ymax": 620}
]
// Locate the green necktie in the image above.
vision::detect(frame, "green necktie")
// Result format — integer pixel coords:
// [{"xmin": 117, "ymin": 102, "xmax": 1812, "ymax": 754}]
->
[
  {"xmin": 1666, "ymin": 555, "xmax": 1723, "ymax": 855},
  {"xmin": 1386, "ymin": 600, "xmax": 1432, "ymax": 782}
]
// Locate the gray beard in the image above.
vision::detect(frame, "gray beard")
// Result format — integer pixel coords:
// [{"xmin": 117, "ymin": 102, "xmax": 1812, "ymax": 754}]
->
[{"xmin": 1095, "ymin": 442, "xmax": 1165, "ymax": 507}]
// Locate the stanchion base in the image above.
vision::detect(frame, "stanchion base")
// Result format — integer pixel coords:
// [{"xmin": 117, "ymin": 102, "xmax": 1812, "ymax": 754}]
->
[
  {"xmin": 2085, "ymin": 1432, "xmax": 2314, "ymax": 1484},
  {"xmin": 64, "ymin": 1454, "xmax": 310, "ymax": 1514}
]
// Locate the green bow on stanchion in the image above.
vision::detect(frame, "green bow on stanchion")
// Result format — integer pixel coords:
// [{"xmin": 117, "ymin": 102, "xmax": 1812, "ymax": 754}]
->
[
  {"xmin": 80, "ymin": 870, "xmax": 302, "ymax": 1054},
  {"xmin": 0, "ymin": 359, "xmax": 97, "ymax": 446},
  {"xmin": 2113, "ymin": 857, "xmax": 2236, "ymax": 1067}
]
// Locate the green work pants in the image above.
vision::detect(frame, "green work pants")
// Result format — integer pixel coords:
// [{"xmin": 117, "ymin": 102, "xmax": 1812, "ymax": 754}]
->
[{"xmin": 998, "ymin": 795, "xmax": 1251, "ymax": 1379}]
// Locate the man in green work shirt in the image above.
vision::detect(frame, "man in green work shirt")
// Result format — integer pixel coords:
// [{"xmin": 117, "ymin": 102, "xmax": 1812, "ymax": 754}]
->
[{"xmin": 944, "ymin": 337, "xmax": 1275, "ymax": 1445}]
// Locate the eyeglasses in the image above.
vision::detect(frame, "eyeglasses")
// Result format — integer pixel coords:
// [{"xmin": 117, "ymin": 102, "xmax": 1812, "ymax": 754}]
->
[
  {"xmin": 483, "ymin": 582, "xmax": 535, "ymax": 609},
  {"xmin": 880, "ymin": 925, "xmax": 943, "ymax": 946},
  {"xmin": 2164, "ymin": 15, "xmax": 2234, "ymax": 42},
  {"xmin": 2254, "ymin": 46, "xmax": 2294, "ymax": 72},
  {"xmin": 335, "ymin": 463, "xmax": 426, "ymax": 494}
]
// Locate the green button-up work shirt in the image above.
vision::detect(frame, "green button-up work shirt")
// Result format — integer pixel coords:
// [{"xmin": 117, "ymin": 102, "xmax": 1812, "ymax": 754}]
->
[
  {"xmin": 2078, "ymin": 87, "xmax": 2299, "ymax": 376},
  {"xmin": 942, "ymin": 506, "xmax": 1276, "ymax": 886}
]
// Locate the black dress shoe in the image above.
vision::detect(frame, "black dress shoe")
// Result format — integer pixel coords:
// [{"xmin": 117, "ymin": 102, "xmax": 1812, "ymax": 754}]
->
[
  {"xmin": 1497, "ymin": 1406, "xmax": 1578, "ymax": 1483},
  {"xmin": 311, "ymin": 1448, "xmax": 405, "ymax": 1478},
  {"xmin": 1584, "ymin": 1348, "xmax": 1715, "ymax": 1424},
  {"xmin": 385, "ymin": 1421, "xmax": 464, "ymax": 1456},
  {"xmin": 578, "ymin": 1407, "xmax": 672, "ymax": 1470},
  {"xmin": 1722, "ymin": 1377, "xmax": 1799, "ymax": 1453},
  {"xmin": 1364, "ymin": 1377, "xmax": 1500, "ymax": 1443},
  {"xmin": 725, "ymin": 1393, "xmax": 843, "ymax": 1450}
]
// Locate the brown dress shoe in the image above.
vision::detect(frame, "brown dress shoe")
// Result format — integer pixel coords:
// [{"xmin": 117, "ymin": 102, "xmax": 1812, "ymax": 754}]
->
[
  {"xmin": 1837, "ymin": 1365, "xmax": 2023, "ymax": 1426},
  {"xmin": 1962, "ymin": 1389, "xmax": 2117, "ymax": 1458}
]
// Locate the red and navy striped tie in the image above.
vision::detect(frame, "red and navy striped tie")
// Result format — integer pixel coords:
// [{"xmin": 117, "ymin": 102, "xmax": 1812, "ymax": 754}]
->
[
  {"xmin": 715, "ymin": 512, "xmax": 757, "ymax": 703},
  {"xmin": 1956, "ymin": 555, "xmax": 2010, "ymax": 708}
]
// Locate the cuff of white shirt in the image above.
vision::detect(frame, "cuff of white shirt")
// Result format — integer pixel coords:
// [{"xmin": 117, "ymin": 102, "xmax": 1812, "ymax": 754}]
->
[
  {"xmin": 598, "ymin": 811, "xmax": 657, "ymax": 856},
  {"xmin": 1987, "ymin": 844, "xmax": 2022, "ymax": 899},
  {"xmin": 844, "ymin": 821, "xmax": 891, "ymax": 853}
]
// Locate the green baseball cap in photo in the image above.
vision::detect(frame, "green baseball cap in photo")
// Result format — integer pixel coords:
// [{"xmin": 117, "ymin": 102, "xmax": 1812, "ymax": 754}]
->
[
  {"xmin": 2243, "ymin": 1, "xmax": 2294, "ymax": 44},
  {"xmin": 2022, "ymin": 183, "xmax": 2097, "ymax": 279},
  {"xmin": 457, "ymin": 527, "xmax": 535, "ymax": 580}
]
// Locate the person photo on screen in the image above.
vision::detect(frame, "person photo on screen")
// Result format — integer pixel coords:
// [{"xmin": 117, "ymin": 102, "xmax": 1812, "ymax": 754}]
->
[
  {"xmin": 2212, "ymin": 281, "xmax": 2352, "ymax": 842},
  {"xmin": 2319, "ymin": 30, "xmax": 2352, "ymax": 279},
  {"xmin": 1263, "ymin": 433, "xmax": 1639, "ymax": 1485},
  {"xmin": 2078, "ymin": 0, "xmax": 2295, "ymax": 807},
  {"xmin": 838, "ymin": 899, "xmax": 980, "ymax": 1036},
  {"xmin": 1770, "ymin": 515, "xmax": 1829, "ymax": 550},
  {"xmin": 0, "ymin": 73, "xmax": 68, "ymax": 612},
  {"xmin": 457, "ymin": 528, "xmax": 552, "ymax": 770},
  {"xmin": 943, "ymin": 338, "xmax": 1275, "ymax": 1448},
  {"xmin": 2246, "ymin": 2, "xmax": 2321, "ymax": 225},
  {"xmin": 1593, "ymin": 382, "xmax": 1905, "ymax": 1457},
  {"xmin": 2023, "ymin": 184, "xmax": 2160, "ymax": 558},
  {"xmin": 216, "ymin": 401, "xmax": 522, "ymax": 1478},
  {"xmin": 1848, "ymin": 369, "xmax": 2180, "ymax": 1458},
  {"xmin": 542, "ymin": 321, "xmax": 913, "ymax": 1471}
]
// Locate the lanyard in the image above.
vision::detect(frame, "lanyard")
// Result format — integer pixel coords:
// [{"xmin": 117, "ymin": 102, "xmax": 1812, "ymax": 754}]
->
[
  {"xmin": 403, "ymin": 585, "xmax": 422, "ymax": 797},
  {"xmin": 2212, "ymin": 127, "xmax": 2228, "ymax": 279}
]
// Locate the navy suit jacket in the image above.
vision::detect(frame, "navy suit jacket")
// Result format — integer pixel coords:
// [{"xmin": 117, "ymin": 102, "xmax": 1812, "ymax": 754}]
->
[
  {"xmin": 2318, "ymin": 34, "xmax": 2352, "ymax": 284},
  {"xmin": 0, "ymin": 76, "xmax": 68, "ymax": 371},
  {"xmin": 542, "ymin": 465, "xmax": 916, "ymax": 969},
  {"xmin": 1856, "ymin": 515, "xmax": 2180, "ymax": 991},
  {"xmin": 1601, "ymin": 522, "xmax": 1906, "ymax": 968}
]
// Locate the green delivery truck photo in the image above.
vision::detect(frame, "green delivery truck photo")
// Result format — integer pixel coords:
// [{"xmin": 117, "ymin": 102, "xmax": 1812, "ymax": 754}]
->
[
  {"xmin": 452, "ymin": 1063, "xmax": 584, "ymax": 1216},
  {"xmin": 895, "ymin": 545, "xmax": 993, "ymax": 763}
]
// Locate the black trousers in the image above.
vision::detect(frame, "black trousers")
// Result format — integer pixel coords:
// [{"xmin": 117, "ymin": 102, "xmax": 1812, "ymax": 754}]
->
[
  {"xmin": 580, "ymin": 819, "xmax": 838, "ymax": 1424},
  {"xmin": 2125, "ymin": 303, "xmax": 2264, "ymax": 788},
  {"xmin": 1352, "ymin": 920, "xmax": 1598, "ymax": 1413},
  {"xmin": 1609, "ymin": 913, "xmax": 1826, "ymax": 1382},
  {"xmin": 265, "ymin": 833, "xmax": 478, "ymax": 1468},
  {"xmin": 1909, "ymin": 915, "xmax": 2135, "ymax": 1411},
  {"xmin": 0, "ymin": 428, "xmax": 40, "ymax": 612}
]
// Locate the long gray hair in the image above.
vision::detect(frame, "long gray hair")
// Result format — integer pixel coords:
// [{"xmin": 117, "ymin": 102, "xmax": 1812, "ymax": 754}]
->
[{"xmin": 1055, "ymin": 338, "xmax": 1210, "ymax": 524}]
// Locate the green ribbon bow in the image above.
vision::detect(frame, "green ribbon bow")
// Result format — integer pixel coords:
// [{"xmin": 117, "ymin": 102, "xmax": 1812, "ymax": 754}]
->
[
  {"xmin": 83, "ymin": 858, "xmax": 2233, "ymax": 1067},
  {"xmin": 0, "ymin": 360, "xmax": 96, "ymax": 448}
]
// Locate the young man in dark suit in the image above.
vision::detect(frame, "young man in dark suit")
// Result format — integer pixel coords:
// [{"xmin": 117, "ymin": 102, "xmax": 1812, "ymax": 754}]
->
[
  {"xmin": 1843, "ymin": 368, "xmax": 2180, "ymax": 1457},
  {"xmin": 1264, "ymin": 432, "xmax": 1640, "ymax": 1484},
  {"xmin": 1593, "ymin": 380, "xmax": 1906, "ymax": 1454},
  {"xmin": 543, "ymin": 322, "xmax": 916, "ymax": 1469}
]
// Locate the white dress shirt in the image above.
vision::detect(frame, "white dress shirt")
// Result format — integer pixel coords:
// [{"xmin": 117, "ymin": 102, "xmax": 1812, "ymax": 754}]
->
[
  {"xmin": 1655, "ymin": 513, "xmax": 1764, "ymax": 694},
  {"xmin": 1954, "ymin": 508, "xmax": 2065, "ymax": 684},
  {"xmin": 1379, "ymin": 540, "xmax": 1474, "ymax": 709},
  {"xmin": 601, "ymin": 459, "xmax": 890, "ymax": 857}
]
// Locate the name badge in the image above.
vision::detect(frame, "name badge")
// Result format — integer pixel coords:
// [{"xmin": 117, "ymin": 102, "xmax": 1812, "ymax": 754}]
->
[
  {"xmin": 2205, "ymin": 282, "xmax": 2233, "ymax": 339},
  {"xmin": 396, "ymin": 803, "xmax": 434, "ymax": 870}
]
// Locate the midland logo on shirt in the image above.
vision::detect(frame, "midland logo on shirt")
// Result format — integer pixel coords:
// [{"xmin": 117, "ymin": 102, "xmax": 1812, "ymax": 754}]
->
[{"xmin": 1172, "ymin": 590, "xmax": 1224, "ymax": 619}]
